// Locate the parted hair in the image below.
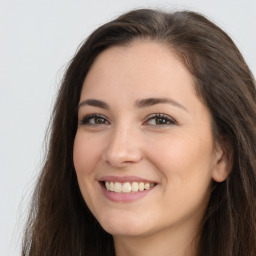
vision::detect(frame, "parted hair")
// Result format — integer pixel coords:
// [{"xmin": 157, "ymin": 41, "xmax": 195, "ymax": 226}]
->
[{"xmin": 22, "ymin": 8, "xmax": 256, "ymax": 256}]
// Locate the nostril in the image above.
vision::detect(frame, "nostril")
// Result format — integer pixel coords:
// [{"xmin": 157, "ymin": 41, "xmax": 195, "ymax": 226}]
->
[
  {"xmin": 102, "ymin": 148, "xmax": 142, "ymax": 167},
  {"xmin": 102, "ymin": 132, "xmax": 142, "ymax": 167}
]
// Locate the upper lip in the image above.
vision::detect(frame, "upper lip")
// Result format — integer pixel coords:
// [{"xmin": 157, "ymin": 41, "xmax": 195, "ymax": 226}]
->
[{"xmin": 98, "ymin": 175, "xmax": 158, "ymax": 184}]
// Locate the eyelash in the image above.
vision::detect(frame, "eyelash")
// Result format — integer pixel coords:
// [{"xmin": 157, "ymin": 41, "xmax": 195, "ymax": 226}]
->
[
  {"xmin": 79, "ymin": 114, "xmax": 110, "ymax": 126},
  {"xmin": 79, "ymin": 113, "xmax": 176, "ymax": 126},
  {"xmin": 145, "ymin": 113, "xmax": 176, "ymax": 126}
]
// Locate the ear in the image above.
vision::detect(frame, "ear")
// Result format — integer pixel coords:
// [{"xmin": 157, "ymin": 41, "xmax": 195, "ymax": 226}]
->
[{"xmin": 211, "ymin": 138, "xmax": 233, "ymax": 183}]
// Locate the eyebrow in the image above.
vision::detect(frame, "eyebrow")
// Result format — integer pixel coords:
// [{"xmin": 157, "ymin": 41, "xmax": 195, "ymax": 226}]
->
[
  {"xmin": 135, "ymin": 97, "xmax": 188, "ymax": 111},
  {"xmin": 78, "ymin": 99, "xmax": 109, "ymax": 109},
  {"xmin": 78, "ymin": 97, "xmax": 187, "ymax": 111}
]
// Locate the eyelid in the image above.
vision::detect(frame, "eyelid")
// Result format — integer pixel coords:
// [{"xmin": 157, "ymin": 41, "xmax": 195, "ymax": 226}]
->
[
  {"xmin": 143, "ymin": 113, "xmax": 177, "ymax": 126},
  {"xmin": 79, "ymin": 113, "xmax": 110, "ymax": 125},
  {"xmin": 78, "ymin": 113, "xmax": 176, "ymax": 127}
]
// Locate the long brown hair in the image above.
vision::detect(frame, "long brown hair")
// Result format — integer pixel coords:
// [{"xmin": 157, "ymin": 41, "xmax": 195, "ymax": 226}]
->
[{"xmin": 22, "ymin": 9, "xmax": 256, "ymax": 256}]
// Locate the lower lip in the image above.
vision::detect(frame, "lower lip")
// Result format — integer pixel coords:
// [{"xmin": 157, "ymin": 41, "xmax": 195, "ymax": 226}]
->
[{"xmin": 100, "ymin": 183, "xmax": 155, "ymax": 202}]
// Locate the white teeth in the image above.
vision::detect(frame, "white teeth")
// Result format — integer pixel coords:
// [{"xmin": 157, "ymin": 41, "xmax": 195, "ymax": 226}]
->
[
  {"xmin": 144, "ymin": 182, "xmax": 150, "ymax": 190},
  {"xmin": 138, "ymin": 182, "xmax": 144, "ymax": 191},
  {"xmin": 110, "ymin": 182, "xmax": 114, "ymax": 192},
  {"xmin": 105, "ymin": 181, "xmax": 110, "ymax": 190},
  {"xmin": 104, "ymin": 181, "xmax": 155, "ymax": 193},
  {"xmin": 131, "ymin": 182, "xmax": 139, "ymax": 192},
  {"xmin": 114, "ymin": 182, "xmax": 122, "ymax": 193},
  {"xmin": 123, "ymin": 182, "xmax": 132, "ymax": 193}
]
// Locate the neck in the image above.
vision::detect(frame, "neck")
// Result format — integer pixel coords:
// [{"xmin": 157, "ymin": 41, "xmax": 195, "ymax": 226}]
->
[{"xmin": 113, "ymin": 222, "xmax": 200, "ymax": 256}]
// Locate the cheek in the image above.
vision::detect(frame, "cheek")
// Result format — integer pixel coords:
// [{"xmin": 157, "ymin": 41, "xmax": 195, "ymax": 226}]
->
[
  {"xmin": 150, "ymin": 134, "xmax": 213, "ymax": 215},
  {"xmin": 73, "ymin": 132, "xmax": 102, "ymax": 176},
  {"xmin": 146, "ymin": 132, "xmax": 215, "ymax": 183},
  {"xmin": 73, "ymin": 133, "xmax": 102, "ymax": 208}
]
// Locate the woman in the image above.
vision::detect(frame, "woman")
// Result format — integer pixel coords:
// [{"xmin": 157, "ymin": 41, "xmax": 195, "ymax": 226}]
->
[{"xmin": 22, "ymin": 8, "xmax": 256, "ymax": 256}]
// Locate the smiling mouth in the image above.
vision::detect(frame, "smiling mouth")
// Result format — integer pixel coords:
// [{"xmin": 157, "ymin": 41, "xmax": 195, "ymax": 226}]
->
[{"xmin": 103, "ymin": 181, "xmax": 156, "ymax": 193}]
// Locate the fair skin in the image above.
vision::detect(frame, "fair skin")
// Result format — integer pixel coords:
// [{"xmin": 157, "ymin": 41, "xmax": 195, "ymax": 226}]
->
[{"xmin": 73, "ymin": 40, "xmax": 229, "ymax": 256}]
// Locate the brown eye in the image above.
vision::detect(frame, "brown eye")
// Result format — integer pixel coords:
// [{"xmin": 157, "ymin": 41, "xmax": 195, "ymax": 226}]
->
[
  {"xmin": 93, "ymin": 117, "xmax": 107, "ymax": 124},
  {"xmin": 145, "ymin": 113, "xmax": 176, "ymax": 126},
  {"xmin": 155, "ymin": 117, "xmax": 170, "ymax": 125},
  {"xmin": 80, "ymin": 114, "xmax": 110, "ymax": 125}
]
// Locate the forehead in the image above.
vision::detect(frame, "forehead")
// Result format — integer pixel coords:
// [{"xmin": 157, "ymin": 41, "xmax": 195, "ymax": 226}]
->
[{"xmin": 81, "ymin": 40, "xmax": 195, "ymax": 99}]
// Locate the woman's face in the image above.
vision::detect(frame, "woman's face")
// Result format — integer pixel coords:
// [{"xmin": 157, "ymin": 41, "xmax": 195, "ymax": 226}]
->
[{"xmin": 73, "ymin": 40, "xmax": 224, "ymax": 239}]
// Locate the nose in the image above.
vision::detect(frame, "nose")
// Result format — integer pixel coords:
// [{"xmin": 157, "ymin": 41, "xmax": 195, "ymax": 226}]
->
[{"xmin": 102, "ymin": 125, "xmax": 142, "ymax": 168}]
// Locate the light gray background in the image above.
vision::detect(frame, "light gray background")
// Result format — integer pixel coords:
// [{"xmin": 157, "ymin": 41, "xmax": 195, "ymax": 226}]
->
[{"xmin": 1, "ymin": 0, "xmax": 255, "ymax": 255}]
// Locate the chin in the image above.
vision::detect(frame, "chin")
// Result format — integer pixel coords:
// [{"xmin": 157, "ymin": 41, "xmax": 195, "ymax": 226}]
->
[{"xmin": 99, "ymin": 214, "xmax": 149, "ymax": 237}]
